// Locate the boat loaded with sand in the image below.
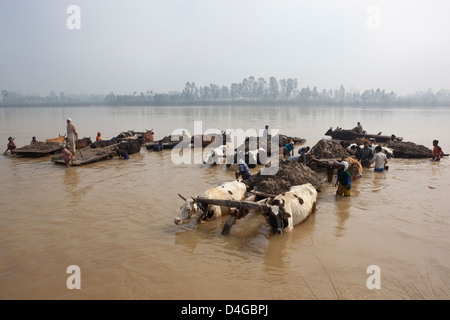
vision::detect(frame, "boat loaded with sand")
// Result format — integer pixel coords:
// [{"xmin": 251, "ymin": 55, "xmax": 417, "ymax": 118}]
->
[{"xmin": 325, "ymin": 127, "xmax": 403, "ymax": 143}]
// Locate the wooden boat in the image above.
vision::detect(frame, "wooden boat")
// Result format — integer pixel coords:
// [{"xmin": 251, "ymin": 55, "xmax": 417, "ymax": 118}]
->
[
  {"xmin": 325, "ymin": 127, "xmax": 403, "ymax": 143},
  {"xmin": 51, "ymin": 145, "xmax": 117, "ymax": 166},
  {"xmin": 12, "ymin": 142, "xmax": 61, "ymax": 157}
]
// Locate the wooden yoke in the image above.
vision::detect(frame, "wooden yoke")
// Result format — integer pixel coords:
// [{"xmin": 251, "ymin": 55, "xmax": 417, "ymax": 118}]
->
[{"xmin": 194, "ymin": 197, "xmax": 273, "ymax": 236}]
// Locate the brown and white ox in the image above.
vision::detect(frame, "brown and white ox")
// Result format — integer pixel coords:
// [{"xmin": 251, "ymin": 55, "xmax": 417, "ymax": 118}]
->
[
  {"xmin": 343, "ymin": 157, "xmax": 363, "ymax": 181},
  {"xmin": 45, "ymin": 134, "xmax": 66, "ymax": 144},
  {"xmin": 264, "ymin": 183, "xmax": 318, "ymax": 235},
  {"xmin": 174, "ymin": 181, "xmax": 247, "ymax": 225}
]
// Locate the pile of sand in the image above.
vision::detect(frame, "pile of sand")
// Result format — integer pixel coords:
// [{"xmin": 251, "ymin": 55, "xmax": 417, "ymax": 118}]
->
[
  {"xmin": 245, "ymin": 159, "xmax": 324, "ymax": 195},
  {"xmin": 386, "ymin": 141, "xmax": 432, "ymax": 158},
  {"xmin": 159, "ymin": 135, "xmax": 182, "ymax": 143},
  {"xmin": 310, "ymin": 138, "xmax": 350, "ymax": 159},
  {"xmin": 14, "ymin": 142, "xmax": 61, "ymax": 153},
  {"xmin": 118, "ymin": 139, "xmax": 142, "ymax": 155},
  {"xmin": 276, "ymin": 135, "xmax": 306, "ymax": 147}
]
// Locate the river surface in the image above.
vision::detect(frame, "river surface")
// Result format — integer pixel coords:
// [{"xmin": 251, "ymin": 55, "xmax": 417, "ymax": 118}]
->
[{"xmin": 1, "ymin": 105, "xmax": 450, "ymax": 300}]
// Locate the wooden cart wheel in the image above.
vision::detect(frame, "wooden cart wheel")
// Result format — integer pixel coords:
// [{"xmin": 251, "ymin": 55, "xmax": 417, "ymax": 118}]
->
[{"xmin": 221, "ymin": 215, "xmax": 237, "ymax": 236}]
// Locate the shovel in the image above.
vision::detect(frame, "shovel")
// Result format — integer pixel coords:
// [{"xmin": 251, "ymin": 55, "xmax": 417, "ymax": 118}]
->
[{"xmin": 78, "ymin": 148, "xmax": 85, "ymax": 161}]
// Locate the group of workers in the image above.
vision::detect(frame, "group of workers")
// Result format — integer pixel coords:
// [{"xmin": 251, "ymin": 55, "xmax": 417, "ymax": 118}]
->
[
  {"xmin": 3, "ymin": 121, "xmax": 446, "ymax": 183},
  {"xmin": 335, "ymin": 143, "xmax": 391, "ymax": 197},
  {"xmin": 13, "ymin": 118, "xmax": 130, "ymax": 167},
  {"xmin": 334, "ymin": 122, "xmax": 446, "ymax": 197}
]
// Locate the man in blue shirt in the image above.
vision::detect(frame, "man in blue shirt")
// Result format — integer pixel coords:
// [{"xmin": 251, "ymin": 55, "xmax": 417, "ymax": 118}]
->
[
  {"xmin": 114, "ymin": 146, "xmax": 129, "ymax": 160},
  {"xmin": 283, "ymin": 140, "xmax": 295, "ymax": 158},
  {"xmin": 236, "ymin": 159, "xmax": 251, "ymax": 181},
  {"xmin": 335, "ymin": 161, "xmax": 351, "ymax": 197},
  {"xmin": 153, "ymin": 140, "xmax": 164, "ymax": 152}
]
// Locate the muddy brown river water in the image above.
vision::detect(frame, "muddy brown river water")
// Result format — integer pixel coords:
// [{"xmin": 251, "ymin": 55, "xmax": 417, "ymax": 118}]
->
[{"xmin": 1, "ymin": 105, "xmax": 449, "ymax": 300}]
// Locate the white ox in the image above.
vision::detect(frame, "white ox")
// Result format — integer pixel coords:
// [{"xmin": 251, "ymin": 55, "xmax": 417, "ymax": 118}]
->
[
  {"xmin": 264, "ymin": 183, "xmax": 318, "ymax": 234},
  {"xmin": 203, "ymin": 145, "xmax": 229, "ymax": 165},
  {"xmin": 174, "ymin": 180, "xmax": 247, "ymax": 225}
]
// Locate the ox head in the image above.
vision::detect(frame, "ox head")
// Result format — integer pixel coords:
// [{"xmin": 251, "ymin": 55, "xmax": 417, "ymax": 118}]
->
[
  {"xmin": 347, "ymin": 163, "xmax": 362, "ymax": 180},
  {"xmin": 144, "ymin": 129, "xmax": 155, "ymax": 142},
  {"xmin": 264, "ymin": 199, "xmax": 290, "ymax": 235},
  {"xmin": 346, "ymin": 143, "xmax": 361, "ymax": 155},
  {"xmin": 174, "ymin": 194, "xmax": 205, "ymax": 225},
  {"xmin": 325, "ymin": 127, "xmax": 333, "ymax": 136}
]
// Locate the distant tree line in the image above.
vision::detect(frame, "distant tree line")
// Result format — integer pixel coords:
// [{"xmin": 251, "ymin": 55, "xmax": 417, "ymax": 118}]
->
[
  {"xmin": 2, "ymin": 76, "xmax": 450, "ymax": 106},
  {"xmin": 0, "ymin": 90, "xmax": 105, "ymax": 106}
]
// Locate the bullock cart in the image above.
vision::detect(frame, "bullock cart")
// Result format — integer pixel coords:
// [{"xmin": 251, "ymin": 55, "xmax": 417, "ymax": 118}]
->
[
  {"xmin": 51, "ymin": 145, "xmax": 117, "ymax": 166},
  {"xmin": 195, "ymin": 184, "xmax": 318, "ymax": 236},
  {"xmin": 325, "ymin": 127, "xmax": 403, "ymax": 143}
]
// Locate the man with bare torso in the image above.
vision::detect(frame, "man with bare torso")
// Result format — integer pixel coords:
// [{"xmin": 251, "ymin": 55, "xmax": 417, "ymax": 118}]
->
[{"xmin": 66, "ymin": 118, "xmax": 78, "ymax": 158}]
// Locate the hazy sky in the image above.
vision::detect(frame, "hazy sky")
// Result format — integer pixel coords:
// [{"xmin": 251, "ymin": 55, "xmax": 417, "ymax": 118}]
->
[{"xmin": 1, "ymin": 0, "xmax": 449, "ymax": 95}]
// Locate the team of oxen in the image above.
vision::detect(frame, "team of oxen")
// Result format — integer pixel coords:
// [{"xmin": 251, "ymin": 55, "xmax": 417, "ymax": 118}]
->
[{"xmin": 175, "ymin": 181, "xmax": 318, "ymax": 236}]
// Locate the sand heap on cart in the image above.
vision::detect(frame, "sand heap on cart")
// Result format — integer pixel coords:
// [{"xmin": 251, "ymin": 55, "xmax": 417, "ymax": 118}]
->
[
  {"xmin": 309, "ymin": 138, "xmax": 349, "ymax": 159},
  {"xmin": 245, "ymin": 159, "xmax": 324, "ymax": 195},
  {"xmin": 12, "ymin": 142, "xmax": 61, "ymax": 157},
  {"xmin": 386, "ymin": 141, "xmax": 432, "ymax": 158}
]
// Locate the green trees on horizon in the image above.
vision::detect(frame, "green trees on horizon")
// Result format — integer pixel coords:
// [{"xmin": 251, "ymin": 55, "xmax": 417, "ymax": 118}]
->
[{"xmin": 1, "ymin": 76, "xmax": 450, "ymax": 106}]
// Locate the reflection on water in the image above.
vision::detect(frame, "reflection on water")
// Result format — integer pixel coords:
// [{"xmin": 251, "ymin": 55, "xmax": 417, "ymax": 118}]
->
[{"xmin": 1, "ymin": 105, "xmax": 450, "ymax": 299}]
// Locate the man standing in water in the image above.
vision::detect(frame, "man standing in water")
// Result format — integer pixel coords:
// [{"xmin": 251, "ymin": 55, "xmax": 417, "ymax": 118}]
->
[
  {"xmin": 432, "ymin": 140, "xmax": 444, "ymax": 161},
  {"xmin": 263, "ymin": 125, "xmax": 269, "ymax": 139},
  {"xmin": 335, "ymin": 161, "xmax": 351, "ymax": 197},
  {"xmin": 373, "ymin": 145, "xmax": 388, "ymax": 172},
  {"xmin": 66, "ymin": 118, "xmax": 78, "ymax": 160}
]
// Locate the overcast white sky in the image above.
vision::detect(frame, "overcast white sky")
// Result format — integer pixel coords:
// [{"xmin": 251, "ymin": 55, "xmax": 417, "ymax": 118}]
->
[{"xmin": 1, "ymin": 0, "xmax": 449, "ymax": 95}]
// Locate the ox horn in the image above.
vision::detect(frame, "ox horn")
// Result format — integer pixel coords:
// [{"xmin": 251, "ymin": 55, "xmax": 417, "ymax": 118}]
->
[
  {"xmin": 280, "ymin": 199, "xmax": 286, "ymax": 209},
  {"xmin": 178, "ymin": 193, "xmax": 187, "ymax": 201}
]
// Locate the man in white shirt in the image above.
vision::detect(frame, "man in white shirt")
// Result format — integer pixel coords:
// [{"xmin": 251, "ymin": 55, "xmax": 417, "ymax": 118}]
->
[
  {"xmin": 373, "ymin": 145, "xmax": 388, "ymax": 172},
  {"xmin": 66, "ymin": 118, "xmax": 78, "ymax": 158}
]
